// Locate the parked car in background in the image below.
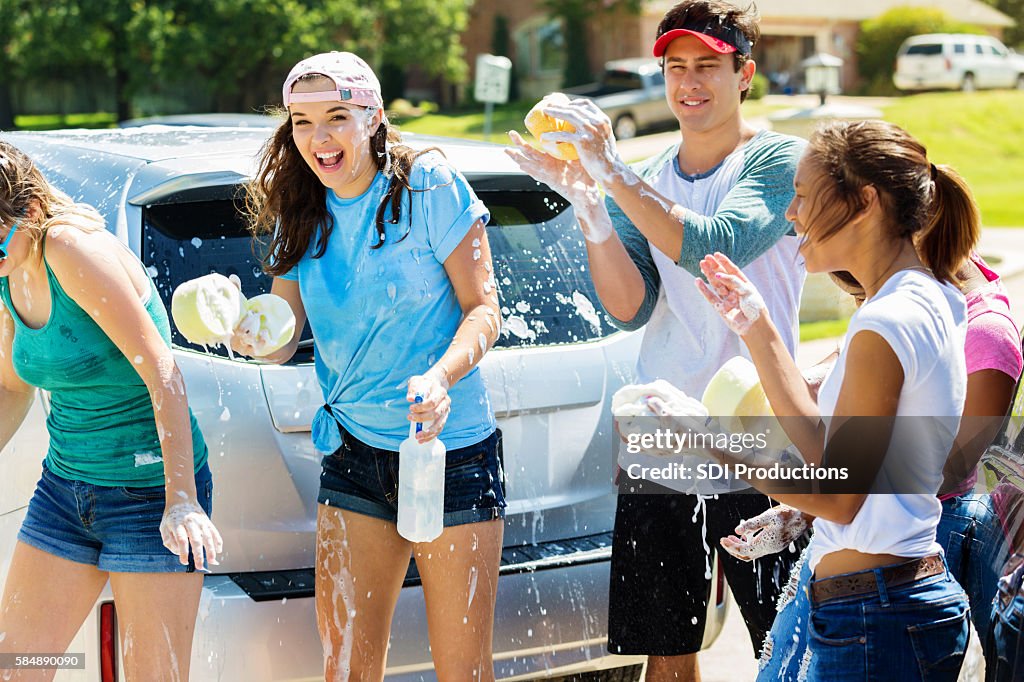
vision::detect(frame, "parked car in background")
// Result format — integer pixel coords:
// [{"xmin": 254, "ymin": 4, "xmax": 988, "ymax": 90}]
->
[
  {"xmin": 0, "ymin": 126, "xmax": 728, "ymax": 681},
  {"xmin": 567, "ymin": 58, "xmax": 674, "ymax": 140},
  {"xmin": 894, "ymin": 33, "xmax": 1024, "ymax": 92}
]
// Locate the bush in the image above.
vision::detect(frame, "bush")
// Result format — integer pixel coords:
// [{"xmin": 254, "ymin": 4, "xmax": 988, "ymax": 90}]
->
[
  {"xmin": 857, "ymin": 7, "xmax": 984, "ymax": 95},
  {"xmin": 747, "ymin": 72, "xmax": 768, "ymax": 100}
]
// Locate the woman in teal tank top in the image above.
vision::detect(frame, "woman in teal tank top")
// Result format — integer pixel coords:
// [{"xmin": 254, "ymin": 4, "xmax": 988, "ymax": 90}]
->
[{"xmin": 0, "ymin": 142, "xmax": 221, "ymax": 681}]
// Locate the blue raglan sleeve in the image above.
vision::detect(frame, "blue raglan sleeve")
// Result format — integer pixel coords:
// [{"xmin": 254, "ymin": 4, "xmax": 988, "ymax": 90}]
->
[
  {"xmin": 676, "ymin": 134, "xmax": 805, "ymax": 277},
  {"xmin": 604, "ymin": 194, "xmax": 661, "ymax": 331}
]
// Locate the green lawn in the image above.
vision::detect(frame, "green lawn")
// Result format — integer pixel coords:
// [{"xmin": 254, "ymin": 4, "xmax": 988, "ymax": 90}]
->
[
  {"xmin": 396, "ymin": 104, "xmax": 534, "ymax": 142},
  {"xmin": 402, "ymin": 91, "xmax": 1024, "ymax": 226},
  {"xmin": 882, "ymin": 91, "xmax": 1024, "ymax": 227},
  {"xmin": 14, "ymin": 112, "xmax": 118, "ymax": 131},
  {"xmin": 799, "ymin": 317, "xmax": 851, "ymax": 343},
  {"xmin": 398, "ymin": 99, "xmax": 788, "ymax": 143}
]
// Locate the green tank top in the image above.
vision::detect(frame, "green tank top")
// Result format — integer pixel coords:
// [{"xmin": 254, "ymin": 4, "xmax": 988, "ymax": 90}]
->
[{"xmin": 0, "ymin": 247, "xmax": 208, "ymax": 487}]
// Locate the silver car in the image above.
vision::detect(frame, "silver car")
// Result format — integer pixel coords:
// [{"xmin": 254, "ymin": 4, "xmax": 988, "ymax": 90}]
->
[{"xmin": 0, "ymin": 127, "xmax": 727, "ymax": 681}]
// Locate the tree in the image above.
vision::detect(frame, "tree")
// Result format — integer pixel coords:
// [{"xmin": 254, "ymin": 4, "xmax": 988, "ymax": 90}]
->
[
  {"xmin": 541, "ymin": 0, "xmax": 644, "ymax": 88},
  {"xmin": 981, "ymin": 0, "xmax": 1024, "ymax": 46},
  {"xmin": 160, "ymin": 0, "xmax": 364, "ymax": 113},
  {"xmin": 492, "ymin": 14, "xmax": 519, "ymax": 102},
  {"xmin": 366, "ymin": 0, "xmax": 472, "ymax": 103},
  {"xmin": 7, "ymin": 0, "xmax": 474, "ymax": 121},
  {"xmin": 857, "ymin": 7, "xmax": 984, "ymax": 94},
  {"xmin": 0, "ymin": 0, "xmax": 26, "ymax": 129},
  {"xmin": 163, "ymin": 0, "xmax": 472, "ymax": 109},
  {"xmin": 14, "ymin": 1, "xmax": 176, "ymax": 121}
]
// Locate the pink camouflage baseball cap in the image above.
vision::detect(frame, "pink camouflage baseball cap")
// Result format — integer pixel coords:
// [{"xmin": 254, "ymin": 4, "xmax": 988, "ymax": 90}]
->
[{"xmin": 282, "ymin": 52, "xmax": 384, "ymax": 110}]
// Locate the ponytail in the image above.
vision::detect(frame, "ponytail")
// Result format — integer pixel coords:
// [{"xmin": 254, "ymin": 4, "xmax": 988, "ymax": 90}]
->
[
  {"xmin": 919, "ymin": 164, "xmax": 980, "ymax": 285},
  {"xmin": 807, "ymin": 121, "xmax": 981, "ymax": 285}
]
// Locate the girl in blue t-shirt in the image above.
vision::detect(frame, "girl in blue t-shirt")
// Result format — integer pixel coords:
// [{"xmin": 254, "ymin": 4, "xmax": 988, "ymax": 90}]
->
[{"xmin": 237, "ymin": 52, "xmax": 505, "ymax": 681}]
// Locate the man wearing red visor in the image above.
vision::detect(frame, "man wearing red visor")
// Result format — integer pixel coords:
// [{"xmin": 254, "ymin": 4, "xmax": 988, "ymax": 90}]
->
[{"xmin": 506, "ymin": 2, "xmax": 808, "ymax": 680}]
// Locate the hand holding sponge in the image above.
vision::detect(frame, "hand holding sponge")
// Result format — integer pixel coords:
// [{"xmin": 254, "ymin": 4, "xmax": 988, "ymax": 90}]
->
[
  {"xmin": 171, "ymin": 273, "xmax": 296, "ymax": 357},
  {"xmin": 523, "ymin": 93, "xmax": 578, "ymax": 161}
]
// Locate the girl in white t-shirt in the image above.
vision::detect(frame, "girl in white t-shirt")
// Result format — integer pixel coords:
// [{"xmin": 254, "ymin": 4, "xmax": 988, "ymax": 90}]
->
[{"xmin": 679, "ymin": 120, "xmax": 980, "ymax": 681}]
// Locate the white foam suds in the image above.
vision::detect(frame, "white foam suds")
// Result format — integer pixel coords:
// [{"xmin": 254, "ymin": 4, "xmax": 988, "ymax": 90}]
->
[
  {"xmin": 503, "ymin": 315, "xmax": 536, "ymax": 341},
  {"xmin": 133, "ymin": 452, "xmax": 162, "ymax": 467}
]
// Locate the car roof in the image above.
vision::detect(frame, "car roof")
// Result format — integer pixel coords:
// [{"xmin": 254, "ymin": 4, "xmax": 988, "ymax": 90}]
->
[
  {"xmin": 3, "ymin": 126, "xmax": 521, "ymax": 169},
  {"xmin": 902, "ymin": 33, "xmax": 993, "ymax": 44},
  {"xmin": 605, "ymin": 57, "xmax": 661, "ymax": 74},
  {"xmin": 119, "ymin": 113, "xmax": 283, "ymax": 128},
  {"xmin": 1, "ymin": 126, "xmax": 531, "ymax": 239}
]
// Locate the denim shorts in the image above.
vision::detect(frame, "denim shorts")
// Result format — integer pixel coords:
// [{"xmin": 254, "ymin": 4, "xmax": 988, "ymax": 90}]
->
[
  {"xmin": 318, "ymin": 427, "xmax": 506, "ymax": 527},
  {"xmin": 804, "ymin": 557, "xmax": 969, "ymax": 681},
  {"xmin": 18, "ymin": 462, "xmax": 213, "ymax": 573},
  {"xmin": 987, "ymin": 561, "xmax": 1024, "ymax": 682}
]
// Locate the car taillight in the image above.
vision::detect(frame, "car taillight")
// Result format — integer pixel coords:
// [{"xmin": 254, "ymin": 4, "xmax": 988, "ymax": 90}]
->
[
  {"xmin": 715, "ymin": 555, "xmax": 726, "ymax": 605},
  {"xmin": 100, "ymin": 601, "xmax": 117, "ymax": 682},
  {"xmin": 946, "ymin": 57, "xmax": 953, "ymax": 70}
]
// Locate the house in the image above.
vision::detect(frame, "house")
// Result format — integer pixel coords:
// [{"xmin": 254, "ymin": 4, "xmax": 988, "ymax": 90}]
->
[
  {"xmin": 733, "ymin": 0, "xmax": 1015, "ymax": 91},
  {"xmin": 455, "ymin": 0, "xmax": 1014, "ymax": 101}
]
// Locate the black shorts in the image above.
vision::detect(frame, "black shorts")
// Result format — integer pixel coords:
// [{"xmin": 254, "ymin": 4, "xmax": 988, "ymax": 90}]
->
[{"xmin": 607, "ymin": 480, "xmax": 809, "ymax": 657}]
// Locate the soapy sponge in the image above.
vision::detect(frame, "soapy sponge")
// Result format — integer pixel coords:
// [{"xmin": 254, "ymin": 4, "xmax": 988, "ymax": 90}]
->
[
  {"xmin": 524, "ymin": 93, "xmax": 578, "ymax": 161},
  {"xmin": 171, "ymin": 274, "xmax": 295, "ymax": 356}
]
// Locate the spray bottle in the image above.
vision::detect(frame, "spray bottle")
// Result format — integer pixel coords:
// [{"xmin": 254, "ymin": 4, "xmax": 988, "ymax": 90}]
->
[{"xmin": 397, "ymin": 396, "xmax": 446, "ymax": 542}]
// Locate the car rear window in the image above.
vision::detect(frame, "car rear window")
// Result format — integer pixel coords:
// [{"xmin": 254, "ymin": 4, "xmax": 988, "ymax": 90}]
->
[
  {"xmin": 954, "ymin": 44, "xmax": 966, "ymax": 54},
  {"xmin": 904, "ymin": 44, "xmax": 943, "ymax": 56},
  {"xmin": 601, "ymin": 70, "xmax": 645, "ymax": 93},
  {"xmin": 142, "ymin": 184, "xmax": 617, "ymax": 360}
]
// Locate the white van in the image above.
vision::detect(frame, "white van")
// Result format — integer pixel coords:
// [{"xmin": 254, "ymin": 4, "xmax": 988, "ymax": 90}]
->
[{"xmin": 893, "ymin": 33, "xmax": 1024, "ymax": 92}]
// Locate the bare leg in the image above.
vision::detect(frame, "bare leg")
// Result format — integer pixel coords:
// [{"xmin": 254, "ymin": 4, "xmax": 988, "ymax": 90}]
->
[
  {"xmin": 0, "ymin": 542, "xmax": 108, "ymax": 682},
  {"xmin": 416, "ymin": 519, "xmax": 503, "ymax": 682},
  {"xmin": 108, "ymin": 571, "xmax": 203, "ymax": 682},
  {"xmin": 316, "ymin": 505, "xmax": 411, "ymax": 682},
  {"xmin": 646, "ymin": 654, "xmax": 701, "ymax": 682}
]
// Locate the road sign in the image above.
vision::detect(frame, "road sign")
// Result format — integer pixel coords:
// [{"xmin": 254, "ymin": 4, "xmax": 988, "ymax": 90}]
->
[{"xmin": 475, "ymin": 54, "xmax": 512, "ymax": 104}]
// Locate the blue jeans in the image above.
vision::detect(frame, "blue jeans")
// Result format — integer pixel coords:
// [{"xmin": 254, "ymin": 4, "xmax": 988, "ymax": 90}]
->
[
  {"xmin": 987, "ymin": 562, "xmax": 1024, "ymax": 682},
  {"xmin": 935, "ymin": 493, "xmax": 1003, "ymax": 641},
  {"xmin": 761, "ymin": 495, "xmax": 997, "ymax": 681},
  {"xmin": 757, "ymin": 552, "xmax": 813, "ymax": 680},
  {"xmin": 761, "ymin": 552, "xmax": 966, "ymax": 679},
  {"xmin": 804, "ymin": 559, "xmax": 969, "ymax": 681}
]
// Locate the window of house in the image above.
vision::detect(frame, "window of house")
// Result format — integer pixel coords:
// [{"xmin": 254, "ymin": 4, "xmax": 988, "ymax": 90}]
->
[{"xmin": 514, "ymin": 18, "xmax": 565, "ymax": 78}]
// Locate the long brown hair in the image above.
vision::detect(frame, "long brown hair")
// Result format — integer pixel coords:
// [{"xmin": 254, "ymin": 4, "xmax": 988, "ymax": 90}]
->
[
  {"xmin": 803, "ymin": 120, "xmax": 980, "ymax": 284},
  {"xmin": 0, "ymin": 141, "xmax": 105, "ymax": 259},
  {"xmin": 246, "ymin": 77, "xmax": 441, "ymax": 277}
]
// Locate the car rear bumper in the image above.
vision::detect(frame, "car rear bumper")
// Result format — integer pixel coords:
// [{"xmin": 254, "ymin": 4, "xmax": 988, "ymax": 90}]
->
[
  {"xmin": 893, "ymin": 74, "xmax": 961, "ymax": 90},
  {"xmin": 194, "ymin": 534, "xmax": 647, "ymax": 681}
]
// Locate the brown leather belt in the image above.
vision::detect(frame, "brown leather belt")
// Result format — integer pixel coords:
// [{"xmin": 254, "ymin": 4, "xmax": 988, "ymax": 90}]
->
[{"xmin": 810, "ymin": 554, "xmax": 945, "ymax": 605}]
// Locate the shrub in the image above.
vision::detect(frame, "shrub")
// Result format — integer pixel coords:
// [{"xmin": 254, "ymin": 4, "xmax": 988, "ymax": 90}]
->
[
  {"xmin": 747, "ymin": 72, "xmax": 768, "ymax": 100},
  {"xmin": 857, "ymin": 7, "xmax": 984, "ymax": 95}
]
